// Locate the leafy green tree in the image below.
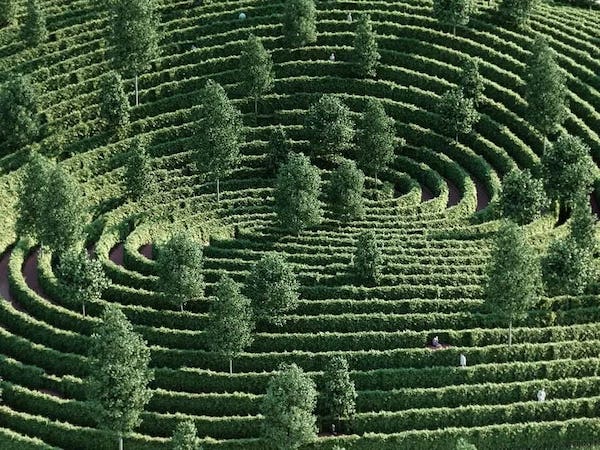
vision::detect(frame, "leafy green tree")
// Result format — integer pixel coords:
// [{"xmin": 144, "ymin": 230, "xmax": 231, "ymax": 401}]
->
[
  {"xmin": 433, "ymin": 0, "xmax": 476, "ymax": 34},
  {"xmin": 87, "ymin": 305, "xmax": 154, "ymax": 450},
  {"xmin": 456, "ymin": 438, "xmax": 478, "ymax": 450},
  {"xmin": 0, "ymin": 73, "xmax": 41, "ymax": 152},
  {"xmin": 261, "ymin": 363, "xmax": 317, "ymax": 450},
  {"xmin": 484, "ymin": 221, "xmax": 541, "ymax": 345},
  {"xmin": 525, "ymin": 36, "xmax": 568, "ymax": 146},
  {"xmin": 305, "ymin": 94, "xmax": 354, "ymax": 159},
  {"xmin": 206, "ymin": 275, "xmax": 254, "ymax": 374},
  {"xmin": 124, "ymin": 136, "xmax": 155, "ymax": 201},
  {"xmin": 194, "ymin": 79, "xmax": 244, "ymax": 202},
  {"xmin": 274, "ymin": 152, "xmax": 322, "ymax": 233},
  {"xmin": 327, "ymin": 159, "xmax": 365, "ymax": 222},
  {"xmin": 16, "ymin": 152, "xmax": 53, "ymax": 240},
  {"xmin": 352, "ymin": 14, "xmax": 380, "ymax": 78},
  {"xmin": 39, "ymin": 165, "xmax": 86, "ymax": 255},
  {"xmin": 322, "ymin": 355, "xmax": 356, "ymax": 432},
  {"xmin": 157, "ymin": 233, "xmax": 205, "ymax": 312},
  {"xmin": 542, "ymin": 236, "xmax": 596, "ymax": 296},
  {"xmin": 240, "ymin": 34, "xmax": 274, "ymax": 117},
  {"xmin": 109, "ymin": 0, "xmax": 160, "ymax": 106},
  {"xmin": 499, "ymin": 0, "xmax": 539, "ymax": 27},
  {"xmin": 541, "ymin": 133, "xmax": 596, "ymax": 212},
  {"xmin": 100, "ymin": 71, "xmax": 130, "ymax": 132},
  {"xmin": 570, "ymin": 196, "xmax": 597, "ymax": 253},
  {"xmin": 459, "ymin": 57, "xmax": 484, "ymax": 105},
  {"xmin": 171, "ymin": 419, "xmax": 201, "ymax": 450},
  {"xmin": 353, "ymin": 231, "xmax": 383, "ymax": 285},
  {"xmin": 283, "ymin": 0, "xmax": 317, "ymax": 47},
  {"xmin": 56, "ymin": 248, "xmax": 110, "ymax": 317},
  {"xmin": 0, "ymin": 0, "xmax": 17, "ymax": 27},
  {"xmin": 356, "ymin": 98, "xmax": 396, "ymax": 187},
  {"xmin": 437, "ymin": 87, "xmax": 479, "ymax": 142},
  {"xmin": 246, "ymin": 253, "xmax": 300, "ymax": 326},
  {"xmin": 266, "ymin": 126, "xmax": 291, "ymax": 175},
  {"xmin": 21, "ymin": 0, "xmax": 47, "ymax": 46},
  {"xmin": 498, "ymin": 168, "xmax": 547, "ymax": 225}
]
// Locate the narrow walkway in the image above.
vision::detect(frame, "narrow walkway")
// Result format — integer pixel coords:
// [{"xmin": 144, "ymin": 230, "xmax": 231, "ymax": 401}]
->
[
  {"xmin": 109, "ymin": 243, "xmax": 124, "ymax": 266},
  {"xmin": 421, "ymin": 185, "xmax": 434, "ymax": 202},
  {"xmin": 475, "ymin": 180, "xmax": 490, "ymax": 211},
  {"xmin": 0, "ymin": 247, "xmax": 24, "ymax": 311},
  {"xmin": 139, "ymin": 244, "xmax": 153, "ymax": 260},
  {"xmin": 23, "ymin": 249, "xmax": 48, "ymax": 300},
  {"xmin": 446, "ymin": 179, "xmax": 461, "ymax": 207}
]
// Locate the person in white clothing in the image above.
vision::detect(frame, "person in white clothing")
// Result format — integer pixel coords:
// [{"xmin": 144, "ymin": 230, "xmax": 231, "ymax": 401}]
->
[
  {"xmin": 329, "ymin": 53, "xmax": 336, "ymax": 62},
  {"xmin": 459, "ymin": 353, "xmax": 466, "ymax": 368}
]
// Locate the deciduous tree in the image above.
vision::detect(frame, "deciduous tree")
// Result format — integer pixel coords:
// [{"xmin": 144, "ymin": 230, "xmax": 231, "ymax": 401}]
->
[
  {"xmin": 570, "ymin": 196, "xmax": 597, "ymax": 253},
  {"xmin": 499, "ymin": 0, "xmax": 539, "ymax": 27},
  {"xmin": 456, "ymin": 438, "xmax": 478, "ymax": 450},
  {"xmin": 240, "ymin": 34, "xmax": 274, "ymax": 117},
  {"xmin": 283, "ymin": 0, "xmax": 317, "ymax": 47},
  {"xmin": 0, "ymin": 0, "xmax": 17, "ymax": 27},
  {"xmin": 353, "ymin": 231, "xmax": 383, "ymax": 285},
  {"xmin": 542, "ymin": 236, "xmax": 596, "ymax": 296},
  {"xmin": 437, "ymin": 87, "xmax": 479, "ymax": 142},
  {"xmin": 459, "ymin": 57, "xmax": 484, "ymax": 105},
  {"xmin": 246, "ymin": 253, "xmax": 300, "ymax": 326},
  {"xmin": 100, "ymin": 71, "xmax": 130, "ymax": 132},
  {"xmin": 194, "ymin": 79, "xmax": 244, "ymax": 202},
  {"xmin": 206, "ymin": 274, "xmax": 254, "ymax": 374},
  {"xmin": 266, "ymin": 126, "xmax": 291, "ymax": 175},
  {"xmin": 305, "ymin": 94, "xmax": 354, "ymax": 159},
  {"xmin": 21, "ymin": 0, "xmax": 47, "ymax": 46},
  {"xmin": 433, "ymin": 0, "xmax": 476, "ymax": 34},
  {"xmin": 498, "ymin": 168, "xmax": 547, "ymax": 225},
  {"xmin": 327, "ymin": 159, "xmax": 365, "ymax": 222},
  {"xmin": 124, "ymin": 136, "xmax": 155, "ymax": 201},
  {"xmin": 157, "ymin": 233, "xmax": 205, "ymax": 312},
  {"xmin": 0, "ymin": 73, "xmax": 41, "ymax": 152},
  {"xmin": 484, "ymin": 221, "xmax": 541, "ymax": 345},
  {"xmin": 87, "ymin": 305, "xmax": 154, "ymax": 450},
  {"xmin": 16, "ymin": 152, "xmax": 53, "ymax": 240},
  {"xmin": 171, "ymin": 420, "xmax": 202, "ymax": 450},
  {"xmin": 352, "ymin": 14, "xmax": 380, "ymax": 78},
  {"xmin": 322, "ymin": 355, "xmax": 356, "ymax": 433},
  {"xmin": 274, "ymin": 152, "xmax": 322, "ymax": 233},
  {"xmin": 261, "ymin": 363, "xmax": 317, "ymax": 450}
]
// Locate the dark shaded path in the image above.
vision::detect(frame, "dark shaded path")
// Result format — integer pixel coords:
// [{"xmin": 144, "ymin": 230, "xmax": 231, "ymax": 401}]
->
[
  {"xmin": 591, "ymin": 194, "xmax": 600, "ymax": 218},
  {"xmin": 0, "ymin": 247, "xmax": 24, "ymax": 311},
  {"xmin": 109, "ymin": 243, "xmax": 124, "ymax": 265},
  {"xmin": 23, "ymin": 249, "xmax": 48, "ymax": 300},
  {"xmin": 421, "ymin": 185, "xmax": 434, "ymax": 202},
  {"xmin": 446, "ymin": 179, "xmax": 461, "ymax": 207},
  {"xmin": 475, "ymin": 180, "xmax": 490, "ymax": 211},
  {"xmin": 139, "ymin": 244, "xmax": 153, "ymax": 260}
]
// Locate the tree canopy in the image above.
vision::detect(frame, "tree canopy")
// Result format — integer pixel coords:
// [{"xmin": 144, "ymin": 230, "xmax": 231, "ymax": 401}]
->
[
  {"xmin": 246, "ymin": 253, "xmax": 300, "ymax": 326},
  {"xmin": 261, "ymin": 363, "xmax": 317, "ymax": 450},
  {"xmin": 266, "ymin": 126, "xmax": 291, "ymax": 175},
  {"xmin": 240, "ymin": 34, "xmax": 274, "ymax": 116},
  {"xmin": 322, "ymin": 355, "xmax": 357, "ymax": 427},
  {"xmin": 433, "ymin": 0, "xmax": 476, "ymax": 34},
  {"xmin": 274, "ymin": 152, "xmax": 323, "ymax": 233},
  {"xmin": 283, "ymin": 0, "xmax": 317, "ymax": 47},
  {"xmin": 100, "ymin": 71, "xmax": 130, "ymax": 132},
  {"xmin": 305, "ymin": 94, "xmax": 354, "ymax": 159},
  {"xmin": 437, "ymin": 87, "xmax": 479, "ymax": 142},
  {"xmin": 499, "ymin": 0, "xmax": 539, "ymax": 27},
  {"xmin": 16, "ymin": 152, "xmax": 52, "ymax": 240},
  {"xmin": 353, "ymin": 231, "xmax": 383, "ymax": 285},
  {"xmin": 0, "ymin": 73, "xmax": 41, "ymax": 152},
  {"xmin": 352, "ymin": 14, "xmax": 380, "ymax": 77},
  {"xmin": 459, "ymin": 57, "xmax": 484, "ymax": 105},
  {"xmin": 124, "ymin": 135, "xmax": 155, "ymax": 202},
  {"xmin": 0, "ymin": 0, "xmax": 17, "ymax": 27},
  {"xmin": 171, "ymin": 420, "xmax": 202, "ymax": 450},
  {"xmin": 327, "ymin": 159, "xmax": 365, "ymax": 222},
  {"xmin": 21, "ymin": 0, "xmax": 47, "ymax": 46},
  {"xmin": 498, "ymin": 168, "xmax": 547, "ymax": 225}
]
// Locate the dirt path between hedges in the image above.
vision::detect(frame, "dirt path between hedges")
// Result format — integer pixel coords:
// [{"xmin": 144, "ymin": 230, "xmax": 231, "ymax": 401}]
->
[
  {"xmin": 139, "ymin": 244, "xmax": 153, "ymax": 260},
  {"xmin": 446, "ymin": 178, "xmax": 461, "ymax": 207},
  {"xmin": 475, "ymin": 180, "xmax": 490, "ymax": 211},
  {"xmin": 109, "ymin": 243, "xmax": 124, "ymax": 265}
]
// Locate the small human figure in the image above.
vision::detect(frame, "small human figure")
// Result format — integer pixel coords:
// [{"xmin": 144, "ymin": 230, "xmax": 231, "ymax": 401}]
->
[
  {"xmin": 329, "ymin": 52, "xmax": 336, "ymax": 62},
  {"xmin": 238, "ymin": 12, "xmax": 247, "ymax": 20},
  {"xmin": 347, "ymin": 12, "xmax": 353, "ymax": 22},
  {"xmin": 459, "ymin": 353, "xmax": 466, "ymax": 368},
  {"xmin": 432, "ymin": 336, "xmax": 441, "ymax": 348},
  {"xmin": 537, "ymin": 388, "xmax": 546, "ymax": 402}
]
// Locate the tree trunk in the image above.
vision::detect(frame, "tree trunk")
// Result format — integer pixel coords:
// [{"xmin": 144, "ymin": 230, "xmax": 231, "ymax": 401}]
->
[
  {"xmin": 455, "ymin": 132, "xmax": 459, "ymax": 143},
  {"xmin": 508, "ymin": 320, "xmax": 512, "ymax": 346},
  {"xmin": 118, "ymin": 435, "xmax": 123, "ymax": 450},
  {"xmin": 254, "ymin": 96, "xmax": 258, "ymax": 121},
  {"xmin": 229, "ymin": 358, "xmax": 233, "ymax": 375},
  {"xmin": 217, "ymin": 178, "xmax": 220, "ymax": 203},
  {"xmin": 82, "ymin": 301, "xmax": 86, "ymax": 317},
  {"xmin": 453, "ymin": 24, "xmax": 456, "ymax": 35},
  {"xmin": 374, "ymin": 171, "xmax": 378, "ymax": 200},
  {"xmin": 180, "ymin": 303, "xmax": 184, "ymax": 313},
  {"xmin": 135, "ymin": 73, "xmax": 139, "ymax": 107}
]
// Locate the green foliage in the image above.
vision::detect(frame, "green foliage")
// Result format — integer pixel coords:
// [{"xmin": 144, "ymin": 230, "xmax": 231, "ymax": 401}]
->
[
  {"xmin": 283, "ymin": 0, "xmax": 317, "ymax": 47},
  {"xmin": 240, "ymin": 34, "xmax": 274, "ymax": 113},
  {"xmin": 124, "ymin": 135, "xmax": 155, "ymax": 201},
  {"xmin": 274, "ymin": 152, "xmax": 322, "ymax": 233},
  {"xmin": 305, "ymin": 94, "xmax": 355, "ymax": 159},
  {"xmin": 437, "ymin": 87, "xmax": 479, "ymax": 141},
  {"xmin": 356, "ymin": 98, "xmax": 396, "ymax": 181},
  {"xmin": 456, "ymin": 437, "xmax": 478, "ymax": 450},
  {"xmin": 499, "ymin": 0, "xmax": 539, "ymax": 27},
  {"xmin": 352, "ymin": 14, "xmax": 380, "ymax": 78},
  {"xmin": 157, "ymin": 233, "xmax": 205, "ymax": 311},
  {"xmin": 485, "ymin": 221, "xmax": 541, "ymax": 343},
  {"xmin": 266, "ymin": 126, "xmax": 291, "ymax": 175},
  {"xmin": 433, "ymin": 0, "xmax": 476, "ymax": 34},
  {"xmin": 261, "ymin": 363, "xmax": 317, "ymax": 450},
  {"xmin": 498, "ymin": 168, "xmax": 547, "ymax": 225},
  {"xmin": 108, "ymin": 0, "xmax": 160, "ymax": 74},
  {"xmin": 525, "ymin": 36, "xmax": 568, "ymax": 138},
  {"xmin": 16, "ymin": 152, "xmax": 53, "ymax": 240},
  {"xmin": 459, "ymin": 57, "xmax": 484, "ymax": 105},
  {"xmin": 322, "ymin": 355, "xmax": 357, "ymax": 422},
  {"xmin": 541, "ymin": 133, "xmax": 596, "ymax": 210},
  {"xmin": 0, "ymin": 0, "xmax": 17, "ymax": 27},
  {"xmin": 206, "ymin": 274, "xmax": 254, "ymax": 363},
  {"xmin": 171, "ymin": 419, "xmax": 202, "ymax": 450},
  {"xmin": 87, "ymin": 305, "xmax": 154, "ymax": 437},
  {"xmin": 194, "ymin": 79, "xmax": 244, "ymax": 183},
  {"xmin": 327, "ymin": 159, "xmax": 365, "ymax": 222},
  {"xmin": 570, "ymin": 196, "xmax": 597, "ymax": 253},
  {"xmin": 0, "ymin": 73, "xmax": 41, "ymax": 151},
  {"xmin": 246, "ymin": 253, "xmax": 300, "ymax": 326},
  {"xmin": 38, "ymin": 165, "xmax": 86, "ymax": 255},
  {"xmin": 353, "ymin": 231, "xmax": 383, "ymax": 285},
  {"xmin": 21, "ymin": 0, "xmax": 47, "ymax": 46},
  {"xmin": 55, "ymin": 248, "xmax": 110, "ymax": 315},
  {"xmin": 99, "ymin": 71, "xmax": 130, "ymax": 131},
  {"xmin": 542, "ymin": 236, "xmax": 596, "ymax": 296}
]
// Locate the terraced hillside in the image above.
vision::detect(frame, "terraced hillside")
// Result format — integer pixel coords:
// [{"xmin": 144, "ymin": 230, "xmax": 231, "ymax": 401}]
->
[{"xmin": 0, "ymin": 0, "xmax": 599, "ymax": 449}]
